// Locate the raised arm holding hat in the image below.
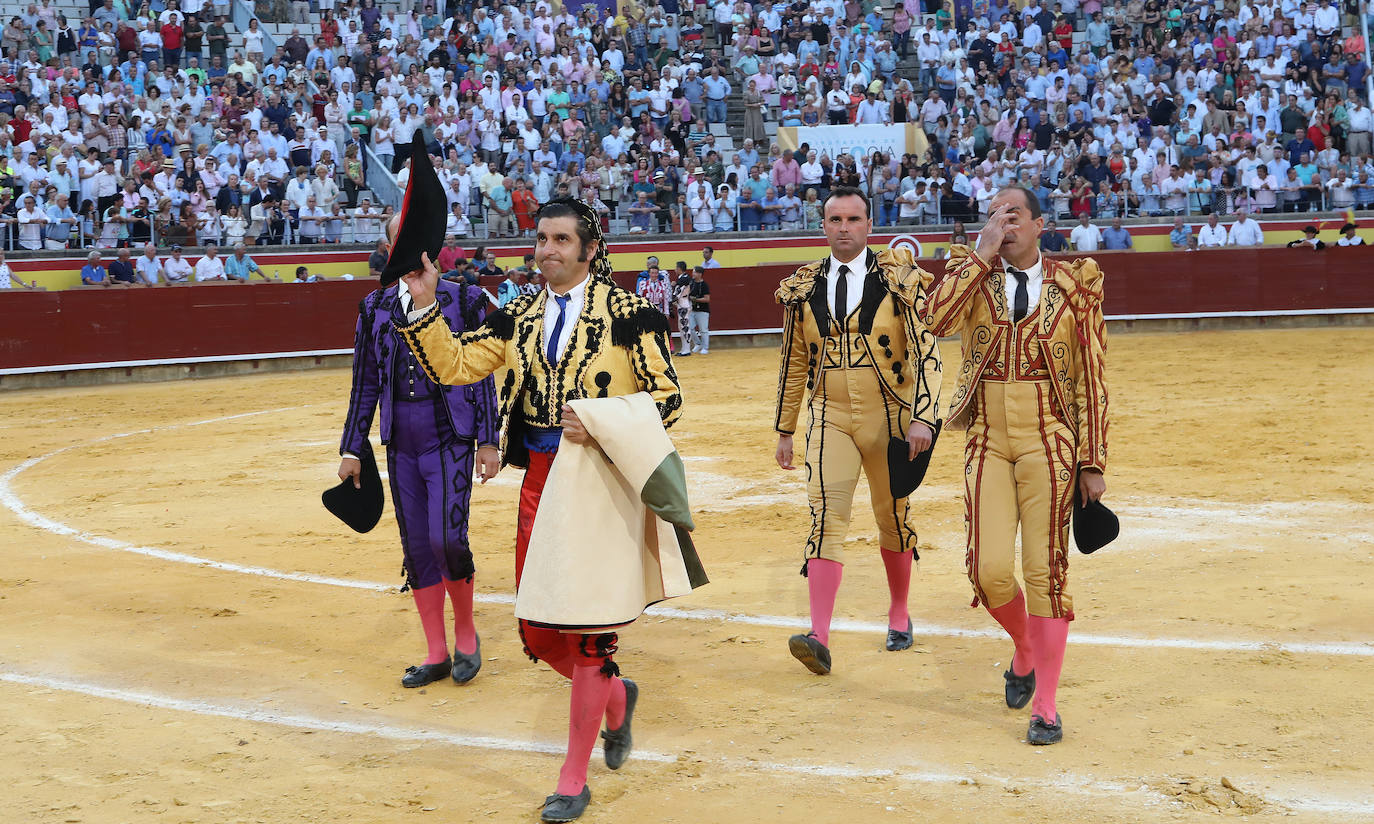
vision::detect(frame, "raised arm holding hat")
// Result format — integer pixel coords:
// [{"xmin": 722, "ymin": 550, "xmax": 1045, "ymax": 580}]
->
[
  {"xmin": 334, "ymin": 135, "xmax": 501, "ymax": 689},
  {"xmin": 393, "ymin": 191, "xmax": 694, "ymax": 823},
  {"xmin": 922, "ymin": 186, "xmax": 1111, "ymax": 746}
]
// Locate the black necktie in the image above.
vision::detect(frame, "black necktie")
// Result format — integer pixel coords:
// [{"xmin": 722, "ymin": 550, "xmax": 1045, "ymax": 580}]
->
[
  {"xmin": 1009, "ymin": 268, "xmax": 1029, "ymax": 323},
  {"xmin": 835, "ymin": 264, "xmax": 850, "ymax": 323}
]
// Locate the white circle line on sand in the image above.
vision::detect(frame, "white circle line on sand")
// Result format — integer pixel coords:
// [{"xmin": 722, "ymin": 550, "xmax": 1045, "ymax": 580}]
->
[
  {"xmin": 3, "ymin": 411, "xmax": 1373, "ymax": 659},
  {"xmin": 8, "ymin": 667, "xmax": 1373, "ymax": 818}
]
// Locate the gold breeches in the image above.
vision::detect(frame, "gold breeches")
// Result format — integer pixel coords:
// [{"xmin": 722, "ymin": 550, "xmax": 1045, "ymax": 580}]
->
[
  {"xmin": 803, "ymin": 364, "xmax": 918, "ymax": 564},
  {"xmin": 964, "ymin": 380, "xmax": 1077, "ymax": 619}
]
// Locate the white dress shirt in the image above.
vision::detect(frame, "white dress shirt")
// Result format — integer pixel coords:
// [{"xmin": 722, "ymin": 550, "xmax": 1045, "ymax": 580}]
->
[
  {"xmin": 1197, "ymin": 222, "xmax": 1229, "ymax": 247},
  {"xmin": 543, "ymin": 277, "xmax": 588, "ymax": 362},
  {"xmin": 826, "ymin": 249, "xmax": 868, "ymax": 320},
  {"xmin": 1002, "ymin": 254, "xmax": 1044, "ymax": 320},
  {"xmin": 164, "ymin": 256, "xmax": 193, "ymax": 282},
  {"xmin": 1227, "ymin": 219, "xmax": 1264, "ymax": 246},
  {"xmin": 193, "ymin": 255, "xmax": 226, "ymax": 281}
]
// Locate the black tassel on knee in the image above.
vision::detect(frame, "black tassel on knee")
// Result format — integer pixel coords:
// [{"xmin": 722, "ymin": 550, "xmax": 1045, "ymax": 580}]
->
[
  {"xmin": 599, "ymin": 659, "xmax": 621, "ymax": 679},
  {"xmin": 800, "ymin": 559, "xmax": 810, "ymax": 578}
]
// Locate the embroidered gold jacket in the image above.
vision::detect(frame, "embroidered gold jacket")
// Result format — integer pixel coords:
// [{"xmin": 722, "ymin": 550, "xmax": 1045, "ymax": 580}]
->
[
  {"xmin": 395, "ymin": 276, "xmax": 683, "ymax": 469},
  {"xmin": 774, "ymin": 247, "xmax": 943, "ymax": 435},
  {"xmin": 922, "ymin": 245, "xmax": 1108, "ymax": 473}
]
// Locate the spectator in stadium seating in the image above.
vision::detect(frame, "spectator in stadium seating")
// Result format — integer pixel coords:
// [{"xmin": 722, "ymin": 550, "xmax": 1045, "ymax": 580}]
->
[
  {"xmin": 1069, "ymin": 213, "xmax": 1102, "ymax": 251},
  {"xmin": 628, "ymin": 190, "xmax": 656, "ymax": 233},
  {"xmin": 193, "ymin": 243, "xmax": 227, "ymax": 281},
  {"xmin": 251, "ymin": 195, "xmax": 287, "ymax": 245},
  {"xmin": 1039, "ymin": 219, "xmax": 1069, "ymax": 252},
  {"xmin": 109, "ymin": 247, "xmax": 140, "ymax": 285},
  {"xmin": 1101, "ymin": 217, "xmax": 1133, "ymax": 250},
  {"xmin": 1227, "ymin": 210, "xmax": 1265, "ymax": 246},
  {"xmin": 16, "ymin": 194, "xmax": 47, "ymax": 250},
  {"xmin": 80, "ymin": 250, "xmax": 109, "ymax": 286},
  {"xmin": 1197, "ymin": 213, "xmax": 1228, "ymax": 248},
  {"xmin": 366, "ymin": 238, "xmax": 388, "ymax": 279},
  {"xmin": 226, "ymin": 243, "xmax": 272, "ymax": 281},
  {"xmin": 135, "ymin": 244, "xmax": 164, "ymax": 286},
  {"xmin": 163, "ymin": 245, "xmax": 193, "ymax": 284},
  {"xmin": 1170, "ymin": 217, "xmax": 1192, "ymax": 250}
]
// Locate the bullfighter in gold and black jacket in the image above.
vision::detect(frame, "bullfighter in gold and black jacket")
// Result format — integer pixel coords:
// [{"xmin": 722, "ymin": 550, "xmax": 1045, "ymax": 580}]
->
[{"xmin": 773, "ymin": 188, "xmax": 943, "ymax": 676}]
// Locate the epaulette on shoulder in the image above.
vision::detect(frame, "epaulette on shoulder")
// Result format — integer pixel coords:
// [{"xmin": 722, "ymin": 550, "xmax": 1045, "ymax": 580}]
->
[
  {"xmin": 1066, "ymin": 256, "xmax": 1105, "ymax": 306},
  {"xmin": 775, "ymin": 261, "xmax": 824, "ymax": 305},
  {"xmin": 607, "ymin": 285, "xmax": 670, "ymax": 347},
  {"xmin": 484, "ymin": 291, "xmax": 538, "ymax": 339},
  {"xmin": 875, "ymin": 247, "xmax": 932, "ymax": 307}
]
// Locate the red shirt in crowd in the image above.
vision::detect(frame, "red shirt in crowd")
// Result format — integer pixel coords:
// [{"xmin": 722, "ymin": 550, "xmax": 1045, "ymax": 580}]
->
[{"xmin": 161, "ymin": 23, "xmax": 183, "ymax": 49}]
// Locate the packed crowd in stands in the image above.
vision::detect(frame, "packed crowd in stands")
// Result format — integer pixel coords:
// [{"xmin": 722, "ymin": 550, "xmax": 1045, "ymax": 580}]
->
[{"xmin": 0, "ymin": 0, "xmax": 1371, "ymax": 272}]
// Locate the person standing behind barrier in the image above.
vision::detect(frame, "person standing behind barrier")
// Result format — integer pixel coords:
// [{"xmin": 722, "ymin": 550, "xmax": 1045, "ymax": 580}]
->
[
  {"xmin": 673, "ymin": 262, "xmax": 695, "ymax": 356},
  {"xmin": 773, "ymin": 186, "xmax": 944, "ymax": 675},
  {"xmin": 687, "ymin": 265, "xmax": 711, "ymax": 355},
  {"xmin": 0, "ymin": 251, "xmax": 39, "ymax": 289},
  {"xmin": 135, "ymin": 244, "xmax": 164, "ymax": 286},
  {"xmin": 922, "ymin": 186, "xmax": 1109, "ymax": 746}
]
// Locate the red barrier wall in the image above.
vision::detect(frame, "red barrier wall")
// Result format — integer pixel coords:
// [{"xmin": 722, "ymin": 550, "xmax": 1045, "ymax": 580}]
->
[
  {"xmin": 0, "ymin": 280, "xmax": 376, "ymax": 369},
  {"xmin": 2, "ymin": 247, "xmax": 1371, "ymax": 372}
]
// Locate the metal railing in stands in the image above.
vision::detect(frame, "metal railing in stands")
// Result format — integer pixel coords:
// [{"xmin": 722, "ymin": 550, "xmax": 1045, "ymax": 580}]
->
[
  {"xmin": 364, "ymin": 143, "xmax": 402, "ymax": 209},
  {"xmin": 231, "ymin": 0, "xmax": 278, "ymax": 58}
]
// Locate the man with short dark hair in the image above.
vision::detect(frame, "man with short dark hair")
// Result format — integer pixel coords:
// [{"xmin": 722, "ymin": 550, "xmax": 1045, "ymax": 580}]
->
[
  {"xmin": 923, "ymin": 186, "xmax": 1110, "ymax": 746},
  {"xmin": 394, "ymin": 198, "xmax": 690, "ymax": 824},
  {"xmin": 774, "ymin": 186, "xmax": 944, "ymax": 675},
  {"xmin": 687, "ymin": 265, "xmax": 711, "ymax": 354},
  {"xmin": 701, "ymin": 244, "xmax": 721, "ymax": 269},
  {"xmin": 1039, "ymin": 218, "xmax": 1069, "ymax": 252},
  {"xmin": 367, "ymin": 238, "xmax": 388, "ymax": 278}
]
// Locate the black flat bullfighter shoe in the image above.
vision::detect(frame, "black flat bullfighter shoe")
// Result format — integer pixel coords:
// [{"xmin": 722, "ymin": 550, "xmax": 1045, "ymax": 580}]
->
[{"xmin": 401, "ymin": 658, "xmax": 451, "ymax": 688}]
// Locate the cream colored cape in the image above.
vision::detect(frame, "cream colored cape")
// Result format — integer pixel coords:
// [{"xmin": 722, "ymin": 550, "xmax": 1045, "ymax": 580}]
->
[{"xmin": 513, "ymin": 392, "xmax": 707, "ymax": 631}]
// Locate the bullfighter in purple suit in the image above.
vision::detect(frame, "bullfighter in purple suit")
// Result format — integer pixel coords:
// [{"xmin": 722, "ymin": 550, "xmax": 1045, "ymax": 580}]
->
[{"xmin": 338, "ymin": 259, "xmax": 501, "ymax": 689}]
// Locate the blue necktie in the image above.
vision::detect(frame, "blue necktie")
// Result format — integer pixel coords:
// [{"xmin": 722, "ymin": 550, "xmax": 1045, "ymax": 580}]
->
[{"xmin": 547, "ymin": 294, "xmax": 570, "ymax": 364}]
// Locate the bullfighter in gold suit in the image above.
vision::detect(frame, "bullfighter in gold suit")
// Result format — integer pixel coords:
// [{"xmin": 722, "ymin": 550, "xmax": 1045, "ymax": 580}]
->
[
  {"xmin": 774, "ymin": 187, "xmax": 943, "ymax": 676},
  {"xmin": 394, "ymin": 199, "xmax": 683, "ymax": 822},
  {"xmin": 923, "ymin": 186, "xmax": 1109, "ymax": 746}
]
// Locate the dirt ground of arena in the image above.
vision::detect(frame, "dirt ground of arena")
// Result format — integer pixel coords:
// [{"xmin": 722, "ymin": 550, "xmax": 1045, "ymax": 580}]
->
[{"xmin": 2, "ymin": 327, "xmax": 1372, "ymax": 824}]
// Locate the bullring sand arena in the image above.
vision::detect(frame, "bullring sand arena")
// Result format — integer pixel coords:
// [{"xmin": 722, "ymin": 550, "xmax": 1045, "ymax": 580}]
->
[{"xmin": 2, "ymin": 327, "xmax": 1373, "ymax": 824}]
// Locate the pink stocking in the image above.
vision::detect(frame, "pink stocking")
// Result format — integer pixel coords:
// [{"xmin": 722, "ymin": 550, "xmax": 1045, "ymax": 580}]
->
[
  {"xmin": 879, "ymin": 547, "xmax": 912, "ymax": 631},
  {"xmin": 556, "ymin": 663, "xmax": 613, "ymax": 796},
  {"xmin": 1028, "ymin": 616, "xmax": 1070, "ymax": 721},
  {"xmin": 806, "ymin": 558, "xmax": 844, "ymax": 647},
  {"xmin": 987, "ymin": 590, "xmax": 1035, "ymax": 677},
  {"xmin": 411, "ymin": 584, "xmax": 449, "ymax": 665},
  {"xmin": 443, "ymin": 577, "xmax": 478, "ymax": 655}
]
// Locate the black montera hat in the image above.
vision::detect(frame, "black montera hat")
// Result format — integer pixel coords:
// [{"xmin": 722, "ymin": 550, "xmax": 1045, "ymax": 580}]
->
[
  {"xmin": 378, "ymin": 135, "xmax": 446, "ymax": 287},
  {"xmin": 1073, "ymin": 489, "xmax": 1119, "ymax": 555},
  {"xmin": 887, "ymin": 421, "xmax": 942, "ymax": 499},
  {"xmin": 322, "ymin": 444, "xmax": 384, "ymax": 534}
]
